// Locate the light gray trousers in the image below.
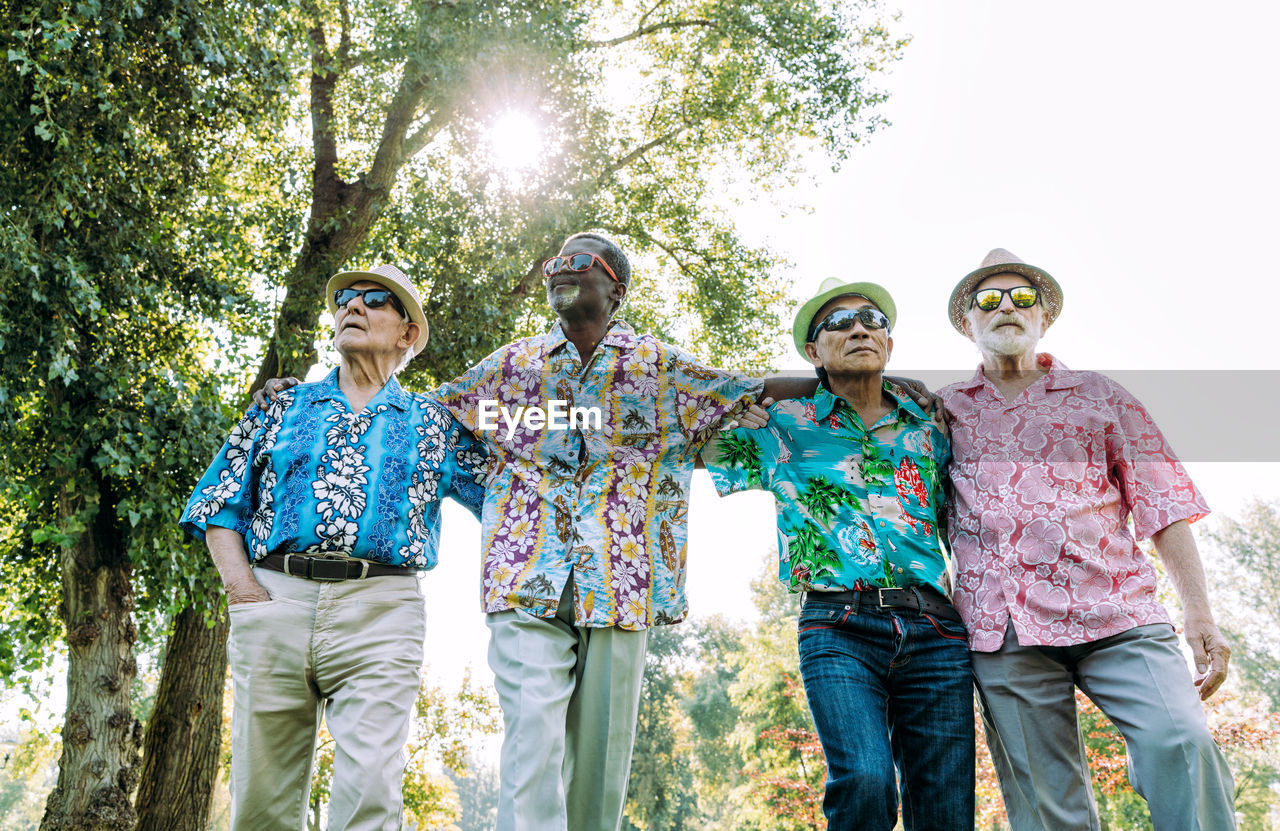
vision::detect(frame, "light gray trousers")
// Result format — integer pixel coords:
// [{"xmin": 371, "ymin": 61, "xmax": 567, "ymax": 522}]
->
[
  {"xmin": 971, "ymin": 622, "xmax": 1236, "ymax": 831},
  {"xmin": 227, "ymin": 566, "xmax": 426, "ymax": 831},
  {"xmin": 486, "ymin": 578, "xmax": 649, "ymax": 831}
]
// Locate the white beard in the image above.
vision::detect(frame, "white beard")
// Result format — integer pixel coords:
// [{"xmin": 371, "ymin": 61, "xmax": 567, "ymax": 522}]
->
[
  {"xmin": 974, "ymin": 312, "xmax": 1040, "ymax": 357},
  {"xmin": 547, "ymin": 284, "xmax": 581, "ymax": 312}
]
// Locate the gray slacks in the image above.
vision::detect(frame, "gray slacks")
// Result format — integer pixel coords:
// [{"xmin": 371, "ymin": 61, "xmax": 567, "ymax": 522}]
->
[
  {"xmin": 486, "ymin": 577, "xmax": 649, "ymax": 831},
  {"xmin": 971, "ymin": 622, "xmax": 1236, "ymax": 831}
]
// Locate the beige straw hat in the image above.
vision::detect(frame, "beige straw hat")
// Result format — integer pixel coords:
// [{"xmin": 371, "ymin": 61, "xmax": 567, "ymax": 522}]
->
[{"xmin": 947, "ymin": 248, "xmax": 1063, "ymax": 333}]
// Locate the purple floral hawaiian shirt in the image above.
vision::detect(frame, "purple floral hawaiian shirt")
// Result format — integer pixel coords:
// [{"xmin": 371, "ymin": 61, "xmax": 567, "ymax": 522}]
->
[{"xmin": 437, "ymin": 320, "xmax": 761, "ymax": 629}]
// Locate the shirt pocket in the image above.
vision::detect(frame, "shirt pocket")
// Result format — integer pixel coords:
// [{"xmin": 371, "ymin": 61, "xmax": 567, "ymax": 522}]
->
[{"xmin": 609, "ymin": 393, "xmax": 659, "ymax": 448}]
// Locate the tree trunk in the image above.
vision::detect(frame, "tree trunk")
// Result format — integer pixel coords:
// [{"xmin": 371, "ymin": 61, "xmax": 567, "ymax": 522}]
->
[
  {"xmin": 133, "ymin": 603, "xmax": 230, "ymax": 831},
  {"xmin": 41, "ymin": 482, "xmax": 141, "ymax": 831}
]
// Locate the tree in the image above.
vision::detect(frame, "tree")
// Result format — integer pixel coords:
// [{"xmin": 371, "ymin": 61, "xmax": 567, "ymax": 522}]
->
[
  {"xmin": 444, "ymin": 755, "xmax": 499, "ymax": 831},
  {"xmin": 0, "ymin": 1, "xmax": 288, "ymax": 828},
  {"xmin": 304, "ymin": 671, "xmax": 499, "ymax": 831},
  {"xmin": 624, "ymin": 623, "xmax": 701, "ymax": 830},
  {"xmin": 725, "ymin": 568, "xmax": 823, "ymax": 831},
  {"xmin": 1204, "ymin": 499, "xmax": 1280, "ymax": 710}
]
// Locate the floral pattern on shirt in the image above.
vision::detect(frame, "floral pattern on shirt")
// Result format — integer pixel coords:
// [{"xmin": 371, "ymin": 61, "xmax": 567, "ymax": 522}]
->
[
  {"xmin": 180, "ymin": 369, "xmax": 487, "ymax": 570},
  {"xmin": 941, "ymin": 354, "xmax": 1209, "ymax": 651},
  {"xmin": 436, "ymin": 320, "xmax": 761, "ymax": 629},
  {"xmin": 703, "ymin": 383, "xmax": 952, "ymax": 595}
]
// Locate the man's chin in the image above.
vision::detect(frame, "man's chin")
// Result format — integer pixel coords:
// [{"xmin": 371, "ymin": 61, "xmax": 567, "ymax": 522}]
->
[
  {"xmin": 547, "ymin": 287, "xmax": 581, "ymax": 313},
  {"xmin": 978, "ymin": 331, "xmax": 1036, "ymax": 356}
]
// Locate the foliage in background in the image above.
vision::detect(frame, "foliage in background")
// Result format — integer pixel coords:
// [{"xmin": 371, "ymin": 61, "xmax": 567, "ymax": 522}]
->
[
  {"xmin": 305, "ymin": 673, "xmax": 501, "ymax": 831},
  {"xmin": 624, "ymin": 555, "xmax": 824, "ymax": 830}
]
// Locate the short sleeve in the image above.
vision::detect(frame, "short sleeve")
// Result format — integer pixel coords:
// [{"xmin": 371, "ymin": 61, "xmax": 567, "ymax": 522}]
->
[
  {"xmin": 1103, "ymin": 381, "xmax": 1209, "ymax": 539},
  {"xmin": 434, "ymin": 349, "xmax": 505, "ymax": 434},
  {"xmin": 443, "ymin": 417, "xmax": 489, "ymax": 520},
  {"xmin": 701, "ymin": 421, "xmax": 778, "ymax": 497},
  {"xmin": 665, "ymin": 345, "xmax": 764, "ymax": 455},
  {"xmin": 179, "ymin": 405, "xmax": 267, "ymax": 541}
]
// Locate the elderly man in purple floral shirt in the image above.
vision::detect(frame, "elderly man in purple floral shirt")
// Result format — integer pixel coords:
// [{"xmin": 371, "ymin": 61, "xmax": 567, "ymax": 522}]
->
[{"xmin": 436, "ymin": 231, "xmax": 818, "ymax": 831}]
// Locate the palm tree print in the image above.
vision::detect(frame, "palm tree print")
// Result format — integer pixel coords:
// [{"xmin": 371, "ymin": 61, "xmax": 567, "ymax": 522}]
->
[
  {"xmin": 717, "ymin": 432, "xmax": 765, "ymax": 488},
  {"xmin": 797, "ymin": 474, "xmax": 846, "ymax": 526},
  {"xmin": 788, "ymin": 520, "xmax": 841, "ymax": 584}
]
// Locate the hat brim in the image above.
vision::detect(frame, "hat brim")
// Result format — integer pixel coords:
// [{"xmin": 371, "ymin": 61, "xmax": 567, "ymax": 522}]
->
[
  {"xmin": 947, "ymin": 263, "xmax": 1063, "ymax": 334},
  {"xmin": 326, "ymin": 271, "xmax": 429, "ymax": 355},
  {"xmin": 792, "ymin": 281, "xmax": 897, "ymax": 357}
]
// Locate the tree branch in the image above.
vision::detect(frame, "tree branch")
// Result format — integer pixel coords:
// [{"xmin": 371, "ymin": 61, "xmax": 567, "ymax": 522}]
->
[
  {"xmin": 337, "ymin": 0, "xmax": 353, "ymax": 71},
  {"xmin": 599, "ymin": 224, "xmax": 694, "ymax": 277},
  {"xmin": 602, "ymin": 126, "xmax": 684, "ymax": 178},
  {"xmin": 586, "ymin": 18, "xmax": 713, "ymax": 49}
]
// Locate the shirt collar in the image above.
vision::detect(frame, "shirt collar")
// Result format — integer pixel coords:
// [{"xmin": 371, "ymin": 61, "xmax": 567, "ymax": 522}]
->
[
  {"xmin": 955, "ymin": 352, "xmax": 1089, "ymax": 395},
  {"xmin": 542, "ymin": 318, "xmax": 640, "ymax": 358},
  {"xmin": 812, "ymin": 379, "xmax": 931, "ymax": 425},
  {"xmin": 312, "ymin": 367, "xmax": 410, "ymax": 412}
]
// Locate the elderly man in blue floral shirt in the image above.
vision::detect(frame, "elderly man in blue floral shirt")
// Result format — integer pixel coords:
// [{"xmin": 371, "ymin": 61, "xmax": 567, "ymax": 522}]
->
[
  {"xmin": 704, "ymin": 278, "xmax": 974, "ymax": 831},
  {"xmin": 181, "ymin": 265, "xmax": 486, "ymax": 831}
]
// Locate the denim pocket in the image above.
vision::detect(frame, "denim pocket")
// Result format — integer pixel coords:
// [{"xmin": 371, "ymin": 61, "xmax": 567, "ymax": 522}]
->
[
  {"xmin": 923, "ymin": 612, "xmax": 968, "ymax": 641},
  {"xmin": 797, "ymin": 600, "xmax": 847, "ymax": 633}
]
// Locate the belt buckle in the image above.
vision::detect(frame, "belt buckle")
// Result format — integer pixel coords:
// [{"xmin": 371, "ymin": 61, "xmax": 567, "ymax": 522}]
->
[
  {"xmin": 307, "ymin": 557, "xmax": 350, "ymax": 582},
  {"xmin": 876, "ymin": 587, "xmax": 889, "ymax": 608}
]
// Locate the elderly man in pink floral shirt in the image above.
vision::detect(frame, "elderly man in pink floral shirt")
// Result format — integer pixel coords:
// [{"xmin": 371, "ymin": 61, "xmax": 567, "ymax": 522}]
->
[{"xmin": 941, "ymin": 248, "xmax": 1235, "ymax": 830}]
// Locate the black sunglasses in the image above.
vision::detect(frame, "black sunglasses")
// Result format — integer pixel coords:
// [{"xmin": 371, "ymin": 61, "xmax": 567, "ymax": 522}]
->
[
  {"xmin": 808, "ymin": 307, "xmax": 890, "ymax": 342},
  {"xmin": 971, "ymin": 285, "xmax": 1039, "ymax": 312},
  {"xmin": 334, "ymin": 287, "xmax": 406, "ymax": 316}
]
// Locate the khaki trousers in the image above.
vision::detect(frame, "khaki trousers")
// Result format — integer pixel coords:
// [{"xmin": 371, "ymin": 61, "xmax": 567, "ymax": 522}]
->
[
  {"xmin": 486, "ymin": 578, "xmax": 649, "ymax": 831},
  {"xmin": 972, "ymin": 622, "xmax": 1236, "ymax": 831},
  {"xmin": 227, "ymin": 566, "xmax": 426, "ymax": 831}
]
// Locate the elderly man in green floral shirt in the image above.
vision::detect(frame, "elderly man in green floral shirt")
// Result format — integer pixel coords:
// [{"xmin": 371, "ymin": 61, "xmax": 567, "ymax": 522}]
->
[{"xmin": 703, "ymin": 278, "xmax": 974, "ymax": 831}]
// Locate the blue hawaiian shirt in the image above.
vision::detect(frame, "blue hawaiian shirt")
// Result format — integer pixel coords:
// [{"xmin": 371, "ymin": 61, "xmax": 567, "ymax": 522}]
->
[
  {"xmin": 180, "ymin": 369, "xmax": 488, "ymax": 569},
  {"xmin": 703, "ymin": 383, "xmax": 952, "ymax": 595}
]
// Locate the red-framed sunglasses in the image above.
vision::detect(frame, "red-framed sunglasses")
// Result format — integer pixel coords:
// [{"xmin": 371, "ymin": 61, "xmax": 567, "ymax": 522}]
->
[{"xmin": 542, "ymin": 252, "xmax": 620, "ymax": 283}]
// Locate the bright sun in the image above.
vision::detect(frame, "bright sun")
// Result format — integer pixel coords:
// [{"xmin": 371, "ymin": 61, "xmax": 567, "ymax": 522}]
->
[{"xmin": 484, "ymin": 110, "xmax": 544, "ymax": 180}]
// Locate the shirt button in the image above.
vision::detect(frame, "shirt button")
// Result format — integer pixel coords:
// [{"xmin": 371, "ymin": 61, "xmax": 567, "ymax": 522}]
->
[{"xmin": 896, "ymin": 567, "xmax": 904, "ymax": 574}]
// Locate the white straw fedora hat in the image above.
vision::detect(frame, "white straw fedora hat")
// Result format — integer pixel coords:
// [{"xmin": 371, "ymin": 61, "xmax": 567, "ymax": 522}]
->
[
  {"xmin": 947, "ymin": 248, "xmax": 1062, "ymax": 333},
  {"xmin": 325, "ymin": 264, "xmax": 429, "ymax": 355}
]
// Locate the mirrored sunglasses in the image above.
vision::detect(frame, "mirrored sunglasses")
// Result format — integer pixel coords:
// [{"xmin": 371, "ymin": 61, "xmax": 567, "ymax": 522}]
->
[
  {"xmin": 808, "ymin": 307, "xmax": 890, "ymax": 342},
  {"xmin": 971, "ymin": 285, "xmax": 1039, "ymax": 311},
  {"xmin": 333, "ymin": 287, "xmax": 406, "ymax": 316},
  {"xmin": 542, "ymin": 252, "xmax": 620, "ymax": 283}
]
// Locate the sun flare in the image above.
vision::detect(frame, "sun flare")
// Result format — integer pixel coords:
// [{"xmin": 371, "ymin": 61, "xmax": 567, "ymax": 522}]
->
[{"xmin": 484, "ymin": 110, "xmax": 544, "ymax": 180}]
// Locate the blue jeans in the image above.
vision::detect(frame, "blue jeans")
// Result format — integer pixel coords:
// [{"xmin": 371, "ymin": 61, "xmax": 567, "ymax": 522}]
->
[{"xmin": 798, "ymin": 597, "xmax": 976, "ymax": 831}]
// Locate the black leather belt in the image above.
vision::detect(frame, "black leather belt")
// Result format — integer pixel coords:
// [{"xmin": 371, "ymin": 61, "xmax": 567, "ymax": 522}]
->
[
  {"xmin": 803, "ymin": 587, "xmax": 963, "ymax": 623},
  {"xmin": 256, "ymin": 553, "xmax": 416, "ymax": 581}
]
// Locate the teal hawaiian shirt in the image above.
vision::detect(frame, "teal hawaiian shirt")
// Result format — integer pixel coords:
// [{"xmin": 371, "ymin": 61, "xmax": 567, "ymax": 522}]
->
[
  {"xmin": 180, "ymin": 369, "xmax": 488, "ymax": 569},
  {"xmin": 703, "ymin": 382, "xmax": 951, "ymax": 595}
]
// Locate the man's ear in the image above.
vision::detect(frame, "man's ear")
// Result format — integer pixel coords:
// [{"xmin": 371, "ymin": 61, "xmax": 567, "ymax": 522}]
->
[
  {"xmin": 960, "ymin": 314, "xmax": 975, "ymax": 342},
  {"xmin": 886, "ymin": 334, "xmax": 894, "ymax": 361},
  {"xmin": 399, "ymin": 321, "xmax": 423, "ymax": 351},
  {"xmin": 803, "ymin": 341, "xmax": 824, "ymax": 368}
]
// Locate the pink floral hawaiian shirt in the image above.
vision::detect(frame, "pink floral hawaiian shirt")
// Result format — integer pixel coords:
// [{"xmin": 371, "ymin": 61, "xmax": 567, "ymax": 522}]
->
[
  {"xmin": 940, "ymin": 354, "xmax": 1209, "ymax": 651},
  {"xmin": 436, "ymin": 320, "xmax": 761, "ymax": 630}
]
